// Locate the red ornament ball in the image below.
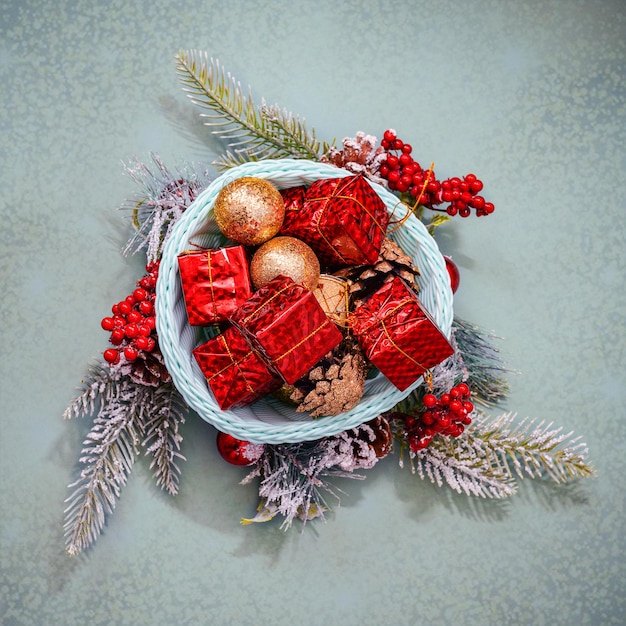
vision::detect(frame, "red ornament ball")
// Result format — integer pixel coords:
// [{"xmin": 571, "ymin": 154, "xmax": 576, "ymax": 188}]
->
[
  {"xmin": 444, "ymin": 256, "xmax": 460, "ymax": 294},
  {"xmin": 216, "ymin": 431, "xmax": 264, "ymax": 466}
]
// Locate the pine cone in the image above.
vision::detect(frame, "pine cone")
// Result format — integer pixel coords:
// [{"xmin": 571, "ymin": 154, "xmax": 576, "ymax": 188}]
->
[
  {"xmin": 120, "ymin": 348, "xmax": 171, "ymax": 387},
  {"xmin": 336, "ymin": 238, "xmax": 420, "ymax": 309},
  {"xmin": 290, "ymin": 337, "xmax": 367, "ymax": 417},
  {"xmin": 325, "ymin": 416, "xmax": 393, "ymax": 471},
  {"xmin": 321, "ymin": 132, "xmax": 387, "ymax": 183}
]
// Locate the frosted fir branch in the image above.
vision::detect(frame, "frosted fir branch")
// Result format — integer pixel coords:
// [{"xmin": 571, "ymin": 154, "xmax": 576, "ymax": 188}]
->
[
  {"xmin": 141, "ymin": 384, "xmax": 187, "ymax": 495},
  {"xmin": 467, "ymin": 411, "xmax": 597, "ymax": 483},
  {"xmin": 121, "ymin": 153, "xmax": 211, "ymax": 264},
  {"xmin": 413, "ymin": 436, "xmax": 517, "ymax": 499},
  {"xmin": 242, "ymin": 439, "xmax": 366, "ymax": 529},
  {"xmin": 64, "ymin": 376, "xmax": 145, "ymax": 556},
  {"xmin": 175, "ymin": 51, "xmax": 323, "ymax": 168},
  {"xmin": 63, "ymin": 361, "xmax": 125, "ymax": 420}
]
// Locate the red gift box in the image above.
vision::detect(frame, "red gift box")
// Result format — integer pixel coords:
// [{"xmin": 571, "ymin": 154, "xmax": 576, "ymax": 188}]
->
[
  {"xmin": 193, "ymin": 326, "xmax": 282, "ymax": 410},
  {"xmin": 279, "ymin": 175, "xmax": 390, "ymax": 267},
  {"xmin": 178, "ymin": 245, "xmax": 252, "ymax": 326},
  {"xmin": 230, "ymin": 275, "xmax": 343, "ymax": 385},
  {"xmin": 350, "ymin": 276, "xmax": 454, "ymax": 391}
]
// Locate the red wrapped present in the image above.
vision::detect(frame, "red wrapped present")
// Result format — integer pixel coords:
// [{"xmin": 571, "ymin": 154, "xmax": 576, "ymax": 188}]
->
[
  {"xmin": 193, "ymin": 326, "xmax": 282, "ymax": 410},
  {"xmin": 230, "ymin": 275, "xmax": 343, "ymax": 385},
  {"xmin": 279, "ymin": 175, "xmax": 390, "ymax": 267},
  {"xmin": 350, "ymin": 276, "xmax": 454, "ymax": 391},
  {"xmin": 178, "ymin": 245, "xmax": 252, "ymax": 326}
]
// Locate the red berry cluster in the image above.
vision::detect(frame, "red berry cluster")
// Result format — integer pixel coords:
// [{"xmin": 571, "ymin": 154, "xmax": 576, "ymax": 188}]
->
[
  {"xmin": 402, "ymin": 382, "xmax": 474, "ymax": 451},
  {"xmin": 378, "ymin": 129, "xmax": 494, "ymax": 217},
  {"xmin": 100, "ymin": 263, "xmax": 159, "ymax": 365}
]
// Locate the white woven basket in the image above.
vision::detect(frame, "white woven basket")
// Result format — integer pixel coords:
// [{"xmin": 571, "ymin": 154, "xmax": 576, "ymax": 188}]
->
[{"xmin": 156, "ymin": 159, "xmax": 453, "ymax": 443}]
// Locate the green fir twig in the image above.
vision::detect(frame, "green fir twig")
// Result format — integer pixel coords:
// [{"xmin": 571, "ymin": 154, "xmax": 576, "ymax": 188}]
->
[{"xmin": 175, "ymin": 51, "xmax": 323, "ymax": 168}]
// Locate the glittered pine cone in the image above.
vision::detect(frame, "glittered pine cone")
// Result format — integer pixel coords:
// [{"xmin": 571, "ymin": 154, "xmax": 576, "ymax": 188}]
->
[{"xmin": 289, "ymin": 336, "xmax": 367, "ymax": 418}]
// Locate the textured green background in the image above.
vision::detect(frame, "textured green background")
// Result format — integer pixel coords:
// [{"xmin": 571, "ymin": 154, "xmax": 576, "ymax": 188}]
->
[{"xmin": 1, "ymin": 1, "xmax": 625, "ymax": 624}]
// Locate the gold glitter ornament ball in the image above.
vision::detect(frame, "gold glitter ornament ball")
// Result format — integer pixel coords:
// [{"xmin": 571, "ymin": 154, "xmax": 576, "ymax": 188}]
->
[
  {"xmin": 213, "ymin": 177, "xmax": 285, "ymax": 246},
  {"xmin": 250, "ymin": 236, "xmax": 321, "ymax": 291}
]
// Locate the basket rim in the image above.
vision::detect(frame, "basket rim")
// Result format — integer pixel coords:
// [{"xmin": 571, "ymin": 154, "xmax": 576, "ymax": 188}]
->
[{"xmin": 156, "ymin": 158, "xmax": 454, "ymax": 443}]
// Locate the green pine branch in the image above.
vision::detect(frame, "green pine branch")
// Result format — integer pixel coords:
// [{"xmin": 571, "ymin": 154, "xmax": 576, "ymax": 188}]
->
[{"xmin": 175, "ymin": 51, "xmax": 324, "ymax": 167}]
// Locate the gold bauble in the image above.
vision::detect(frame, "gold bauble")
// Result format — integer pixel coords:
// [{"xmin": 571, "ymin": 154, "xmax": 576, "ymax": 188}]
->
[
  {"xmin": 213, "ymin": 177, "xmax": 285, "ymax": 246},
  {"xmin": 250, "ymin": 236, "xmax": 321, "ymax": 291}
]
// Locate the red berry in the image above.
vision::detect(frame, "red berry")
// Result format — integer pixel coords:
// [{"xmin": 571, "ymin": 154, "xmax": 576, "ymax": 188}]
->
[
  {"xmin": 101, "ymin": 317, "xmax": 115, "ymax": 331},
  {"xmin": 118, "ymin": 301, "xmax": 132, "ymax": 316},
  {"xmin": 449, "ymin": 399, "xmax": 463, "ymax": 414},
  {"xmin": 125, "ymin": 323, "xmax": 139, "ymax": 339},
  {"xmin": 123, "ymin": 346, "xmax": 138, "ymax": 361},
  {"xmin": 401, "ymin": 143, "xmax": 413, "ymax": 154},
  {"xmin": 135, "ymin": 336, "xmax": 149, "ymax": 351},
  {"xmin": 392, "ymin": 138, "xmax": 404, "ymax": 150},
  {"xmin": 399, "ymin": 153, "xmax": 413, "ymax": 166},
  {"xmin": 455, "ymin": 383, "xmax": 470, "ymax": 397},
  {"xmin": 379, "ymin": 164, "xmax": 390, "ymax": 177},
  {"xmin": 470, "ymin": 179, "xmax": 483, "ymax": 193},
  {"xmin": 138, "ymin": 324, "xmax": 151, "ymax": 336},
  {"xmin": 139, "ymin": 300, "xmax": 154, "ymax": 315},
  {"xmin": 386, "ymin": 154, "xmax": 400, "ymax": 169},
  {"xmin": 103, "ymin": 348, "xmax": 120, "ymax": 363},
  {"xmin": 388, "ymin": 170, "xmax": 401, "ymax": 184},
  {"xmin": 383, "ymin": 129, "xmax": 396, "ymax": 143},
  {"xmin": 423, "ymin": 393, "xmax": 438, "ymax": 408},
  {"xmin": 463, "ymin": 401, "xmax": 474, "ymax": 414},
  {"xmin": 133, "ymin": 288, "xmax": 148, "ymax": 302},
  {"xmin": 127, "ymin": 310, "xmax": 142, "ymax": 324},
  {"xmin": 110, "ymin": 328, "xmax": 125, "ymax": 345}
]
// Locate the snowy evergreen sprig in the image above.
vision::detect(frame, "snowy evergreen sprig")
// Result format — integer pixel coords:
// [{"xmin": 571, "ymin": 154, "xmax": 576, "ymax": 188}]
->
[
  {"xmin": 404, "ymin": 411, "xmax": 596, "ymax": 501},
  {"xmin": 63, "ymin": 362, "xmax": 188, "ymax": 554},
  {"xmin": 64, "ymin": 373, "xmax": 144, "ymax": 555},
  {"xmin": 121, "ymin": 153, "xmax": 211, "ymax": 264},
  {"xmin": 241, "ymin": 428, "xmax": 383, "ymax": 528},
  {"xmin": 174, "ymin": 51, "xmax": 326, "ymax": 169},
  {"xmin": 141, "ymin": 385, "xmax": 187, "ymax": 495}
]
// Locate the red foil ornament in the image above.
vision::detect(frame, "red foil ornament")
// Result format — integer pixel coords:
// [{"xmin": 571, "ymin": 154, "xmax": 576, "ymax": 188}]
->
[
  {"xmin": 177, "ymin": 245, "xmax": 252, "ymax": 326},
  {"xmin": 279, "ymin": 175, "xmax": 390, "ymax": 267},
  {"xmin": 216, "ymin": 431, "xmax": 264, "ymax": 466},
  {"xmin": 350, "ymin": 276, "xmax": 454, "ymax": 391},
  {"xmin": 193, "ymin": 326, "xmax": 282, "ymax": 410},
  {"xmin": 444, "ymin": 256, "xmax": 460, "ymax": 294},
  {"xmin": 230, "ymin": 275, "xmax": 343, "ymax": 385}
]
